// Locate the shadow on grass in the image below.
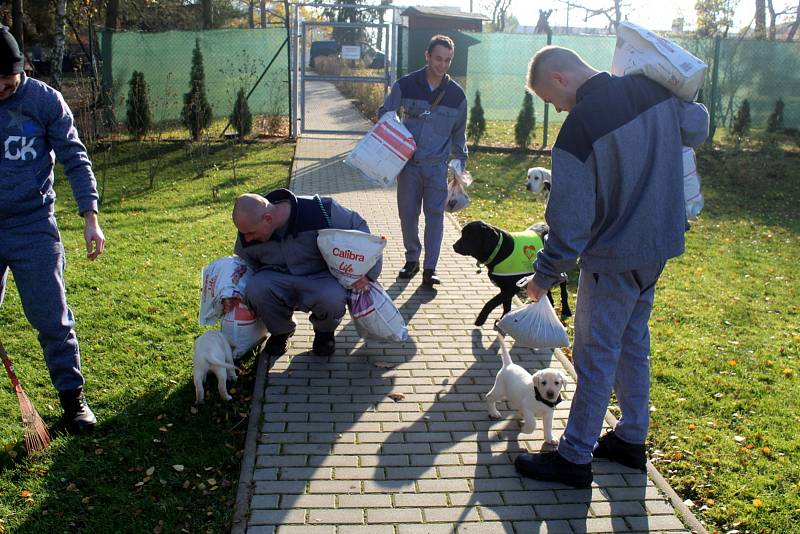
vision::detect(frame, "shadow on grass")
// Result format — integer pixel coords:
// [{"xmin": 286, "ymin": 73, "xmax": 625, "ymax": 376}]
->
[{"xmin": 6, "ymin": 354, "xmax": 260, "ymax": 533}]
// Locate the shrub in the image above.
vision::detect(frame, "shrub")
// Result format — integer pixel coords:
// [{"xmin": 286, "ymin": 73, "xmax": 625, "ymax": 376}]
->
[
  {"xmin": 767, "ymin": 98, "xmax": 784, "ymax": 133},
  {"xmin": 125, "ymin": 71, "xmax": 151, "ymax": 140},
  {"xmin": 730, "ymin": 98, "xmax": 751, "ymax": 137},
  {"xmin": 181, "ymin": 39, "xmax": 213, "ymax": 141},
  {"xmin": 514, "ymin": 92, "xmax": 535, "ymax": 149},
  {"xmin": 230, "ymin": 88, "xmax": 252, "ymax": 139},
  {"xmin": 467, "ymin": 90, "xmax": 486, "ymax": 145}
]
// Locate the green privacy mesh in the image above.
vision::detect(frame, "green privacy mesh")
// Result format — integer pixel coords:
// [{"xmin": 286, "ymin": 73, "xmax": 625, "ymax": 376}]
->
[
  {"xmin": 102, "ymin": 28, "xmax": 289, "ymax": 122},
  {"xmin": 403, "ymin": 29, "xmax": 800, "ymax": 129}
]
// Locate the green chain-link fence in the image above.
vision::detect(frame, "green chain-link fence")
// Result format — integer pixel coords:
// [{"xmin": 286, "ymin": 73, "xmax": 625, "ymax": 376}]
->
[{"xmin": 399, "ymin": 28, "xmax": 800, "ymax": 146}]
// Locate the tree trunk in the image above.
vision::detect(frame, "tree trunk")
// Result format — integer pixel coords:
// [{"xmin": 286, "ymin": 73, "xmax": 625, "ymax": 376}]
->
[
  {"xmin": 787, "ymin": 0, "xmax": 800, "ymax": 41},
  {"xmin": 202, "ymin": 0, "xmax": 213, "ymax": 29},
  {"xmin": 51, "ymin": 0, "xmax": 66, "ymax": 91},
  {"xmin": 260, "ymin": 0, "xmax": 267, "ymax": 28},
  {"xmin": 248, "ymin": 0, "xmax": 255, "ymax": 28},
  {"xmin": 755, "ymin": 0, "xmax": 766, "ymax": 38},
  {"xmin": 11, "ymin": 0, "xmax": 24, "ymax": 54},
  {"xmin": 767, "ymin": 0, "xmax": 776, "ymax": 39}
]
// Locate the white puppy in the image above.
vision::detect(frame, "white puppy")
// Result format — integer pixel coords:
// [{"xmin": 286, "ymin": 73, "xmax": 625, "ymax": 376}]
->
[
  {"xmin": 526, "ymin": 167, "xmax": 552, "ymax": 199},
  {"xmin": 193, "ymin": 330, "xmax": 238, "ymax": 404},
  {"xmin": 486, "ymin": 335, "xmax": 567, "ymax": 444}
]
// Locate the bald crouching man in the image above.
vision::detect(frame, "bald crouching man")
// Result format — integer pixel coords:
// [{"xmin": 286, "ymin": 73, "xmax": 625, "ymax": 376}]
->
[{"xmin": 233, "ymin": 189, "xmax": 381, "ymax": 357}]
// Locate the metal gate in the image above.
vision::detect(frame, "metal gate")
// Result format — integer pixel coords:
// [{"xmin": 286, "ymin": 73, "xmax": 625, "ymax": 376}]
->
[{"xmin": 291, "ymin": 3, "xmax": 399, "ymax": 136}]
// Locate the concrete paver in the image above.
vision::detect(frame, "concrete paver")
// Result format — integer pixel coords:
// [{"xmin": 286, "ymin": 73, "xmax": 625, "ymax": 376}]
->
[{"xmin": 232, "ymin": 81, "xmax": 702, "ymax": 534}]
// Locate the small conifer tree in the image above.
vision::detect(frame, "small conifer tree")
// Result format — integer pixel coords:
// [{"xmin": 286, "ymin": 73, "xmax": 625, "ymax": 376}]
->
[
  {"xmin": 125, "ymin": 71, "xmax": 151, "ymax": 140},
  {"xmin": 514, "ymin": 92, "xmax": 536, "ymax": 149},
  {"xmin": 467, "ymin": 90, "xmax": 486, "ymax": 145},
  {"xmin": 181, "ymin": 39, "xmax": 213, "ymax": 141},
  {"xmin": 731, "ymin": 98, "xmax": 751, "ymax": 137},
  {"xmin": 766, "ymin": 98, "xmax": 784, "ymax": 133},
  {"xmin": 230, "ymin": 88, "xmax": 252, "ymax": 139}
]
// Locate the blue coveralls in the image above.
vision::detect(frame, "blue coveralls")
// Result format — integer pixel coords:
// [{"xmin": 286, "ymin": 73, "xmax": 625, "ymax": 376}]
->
[
  {"xmin": 378, "ymin": 67, "xmax": 468, "ymax": 271},
  {"xmin": 0, "ymin": 74, "xmax": 99, "ymax": 392}
]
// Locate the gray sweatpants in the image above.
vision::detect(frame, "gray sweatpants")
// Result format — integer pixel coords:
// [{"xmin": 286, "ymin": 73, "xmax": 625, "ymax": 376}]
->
[
  {"xmin": 396, "ymin": 161, "xmax": 448, "ymax": 270},
  {"xmin": 558, "ymin": 261, "xmax": 666, "ymax": 465},
  {"xmin": 0, "ymin": 216, "xmax": 85, "ymax": 392},
  {"xmin": 244, "ymin": 270, "xmax": 348, "ymax": 336}
]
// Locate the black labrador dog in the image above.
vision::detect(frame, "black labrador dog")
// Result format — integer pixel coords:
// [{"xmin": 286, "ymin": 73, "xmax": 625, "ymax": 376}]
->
[{"xmin": 453, "ymin": 220, "xmax": 572, "ymax": 326}]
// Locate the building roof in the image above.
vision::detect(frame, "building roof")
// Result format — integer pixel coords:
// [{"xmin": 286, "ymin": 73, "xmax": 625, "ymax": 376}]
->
[{"xmin": 400, "ymin": 6, "xmax": 489, "ymax": 22}]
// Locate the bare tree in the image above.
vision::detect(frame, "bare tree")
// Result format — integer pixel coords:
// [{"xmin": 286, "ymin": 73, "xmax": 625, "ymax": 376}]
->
[
  {"xmin": 51, "ymin": 0, "xmax": 66, "ymax": 91},
  {"xmin": 260, "ymin": 0, "xmax": 267, "ymax": 27},
  {"xmin": 787, "ymin": 0, "xmax": 800, "ymax": 40},
  {"xmin": 483, "ymin": 0, "xmax": 514, "ymax": 32},
  {"xmin": 755, "ymin": 0, "xmax": 767, "ymax": 37},
  {"xmin": 535, "ymin": 9, "xmax": 553, "ymax": 33},
  {"xmin": 766, "ymin": 0, "xmax": 791, "ymax": 38},
  {"xmin": 557, "ymin": 0, "xmax": 630, "ymax": 31}
]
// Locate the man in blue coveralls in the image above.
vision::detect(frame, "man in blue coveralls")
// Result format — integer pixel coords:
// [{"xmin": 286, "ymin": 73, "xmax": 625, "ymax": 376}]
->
[
  {"xmin": 0, "ymin": 27, "xmax": 105, "ymax": 433},
  {"xmin": 378, "ymin": 34, "xmax": 468, "ymax": 287}
]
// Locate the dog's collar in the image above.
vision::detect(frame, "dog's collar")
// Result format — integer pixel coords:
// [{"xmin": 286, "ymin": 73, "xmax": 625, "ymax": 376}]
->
[
  {"xmin": 481, "ymin": 232, "xmax": 505, "ymax": 266},
  {"xmin": 535, "ymin": 387, "xmax": 563, "ymax": 408}
]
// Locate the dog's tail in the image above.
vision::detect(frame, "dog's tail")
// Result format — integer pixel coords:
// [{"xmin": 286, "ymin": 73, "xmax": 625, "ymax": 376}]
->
[{"xmin": 496, "ymin": 333, "xmax": 513, "ymax": 368}]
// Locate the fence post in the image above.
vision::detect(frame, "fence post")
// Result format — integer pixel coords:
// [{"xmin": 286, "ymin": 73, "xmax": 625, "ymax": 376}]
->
[
  {"xmin": 542, "ymin": 29, "xmax": 552, "ymax": 148},
  {"xmin": 708, "ymin": 35, "xmax": 721, "ymax": 144}
]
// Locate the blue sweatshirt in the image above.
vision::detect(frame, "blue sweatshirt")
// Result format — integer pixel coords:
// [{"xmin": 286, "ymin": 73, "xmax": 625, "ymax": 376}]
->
[
  {"xmin": 533, "ymin": 73, "xmax": 709, "ymax": 289},
  {"xmin": 0, "ymin": 74, "xmax": 98, "ymax": 229},
  {"xmin": 377, "ymin": 67, "xmax": 468, "ymax": 165}
]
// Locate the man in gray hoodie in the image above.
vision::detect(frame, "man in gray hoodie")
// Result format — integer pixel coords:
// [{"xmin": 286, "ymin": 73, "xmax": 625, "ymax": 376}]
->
[
  {"xmin": 514, "ymin": 46, "xmax": 709, "ymax": 487},
  {"xmin": 0, "ymin": 27, "xmax": 104, "ymax": 433}
]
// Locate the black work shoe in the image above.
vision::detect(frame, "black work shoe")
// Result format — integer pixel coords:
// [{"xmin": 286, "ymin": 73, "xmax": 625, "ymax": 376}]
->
[
  {"xmin": 58, "ymin": 389, "xmax": 96, "ymax": 434},
  {"xmin": 593, "ymin": 430, "xmax": 647, "ymax": 470},
  {"xmin": 422, "ymin": 269, "xmax": 441, "ymax": 287},
  {"xmin": 312, "ymin": 330, "xmax": 336, "ymax": 357},
  {"xmin": 398, "ymin": 261, "xmax": 420, "ymax": 279},
  {"xmin": 262, "ymin": 330, "xmax": 295, "ymax": 357},
  {"xmin": 514, "ymin": 451, "xmax": 593, "ymax": 488}
]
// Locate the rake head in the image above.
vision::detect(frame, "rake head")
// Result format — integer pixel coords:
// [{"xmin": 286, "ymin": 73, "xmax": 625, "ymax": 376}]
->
[{"xmin": 1, "ymin": 343, "xmax": 51, "ymax": 454}]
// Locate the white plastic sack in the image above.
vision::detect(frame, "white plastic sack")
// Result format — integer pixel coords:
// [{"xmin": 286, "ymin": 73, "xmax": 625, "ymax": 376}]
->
[
  {"xmin": 348, "ymin": 281, "xmax": 409, "ymax": 342},
  {"xmin": 682, "ymin": 146, "xmax": 704, "ymax": 221},
  {"xmin": 445, "ymin": 179, "xmax": 470, "ymax": 213},
  {"xmin": 612, "ymin": 21, "xmax": 707, "ymax": 102},
  {"xmin": 199, "ymin": 256, "xmax": 267, "ymax": 357},
  {"xmin": 496, "ymin": 299, "xmax": 570, "ymax": 350},
  {"xmin": 317, "ymin": 229, "xmax": 386, "ymax": 288},
  {"xmin": 345, "ymin": 112, "xmax": 416, "ymax": 187}
]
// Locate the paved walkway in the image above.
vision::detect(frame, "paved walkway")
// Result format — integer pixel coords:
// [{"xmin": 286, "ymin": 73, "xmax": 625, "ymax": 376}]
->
[{"xmin": 232, "ymin": 82, "xmax": 702, "ymax": 534}]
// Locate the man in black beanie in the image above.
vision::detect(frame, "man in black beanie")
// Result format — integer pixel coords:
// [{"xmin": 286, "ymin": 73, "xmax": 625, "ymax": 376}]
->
[{"xmin": 0, "ymin": 26, "xmax": 105, "ymax": 434}]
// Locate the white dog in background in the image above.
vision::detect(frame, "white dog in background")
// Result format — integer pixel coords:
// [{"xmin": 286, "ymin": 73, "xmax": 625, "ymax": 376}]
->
[
  {"xmin": 486, "ymin": 335, "xmax": 567, "ymax": 444},
  {"xmin": 193, "ymin": 330, "xmax": 238, "ymax": 404},
  {"xmin": 526, "ymin": 167, "xmax": 552, "ymax": 201}
]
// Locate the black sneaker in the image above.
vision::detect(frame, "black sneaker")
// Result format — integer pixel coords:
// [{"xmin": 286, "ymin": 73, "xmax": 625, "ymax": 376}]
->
[
  {"xmin": 593, "ymin": 430, "xmax": 647, "ymax": 470},
  {"xmin": 58, "ymin": 388, "xmax": 96, "ymax": 434},
  {"xmin": 397, "ymin": 261, "xmax": 420, "ymax": 279},
  {"xmin": 514, "ymin": 451, "xmax": 593, "ymax": 488},
  {"xmin": 422, "ymin": 269, "xmax": 441, "ymax": 287},
  {"xmin": 312, "ymin": 330, "xmax": 336, "ymax": 357},
  {"xmin": 262, "ymin": 330, "xmax": 295, "ymax": 357}
]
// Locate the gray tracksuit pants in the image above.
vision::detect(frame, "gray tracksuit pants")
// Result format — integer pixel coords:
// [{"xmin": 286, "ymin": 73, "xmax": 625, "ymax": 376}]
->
[
  {"xmin": 397, "ymin": 161, "xmax": 448, "ymax": 270},
  {"xmin": 557, "ymin": 261, "xmax": 665, "ymax": 465},
  {"xmin": 244, "ymin": 270, "xmax": 348, "ymax": 336},
  {"xmin": 0, "ymin": 216, "xmax": 85, "ymax": 392}
]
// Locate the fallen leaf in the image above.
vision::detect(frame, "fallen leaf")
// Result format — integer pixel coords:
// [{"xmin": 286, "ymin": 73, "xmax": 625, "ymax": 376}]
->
[
  {"xmin": 173, "ymin": 465, "xmax": 185, "ymax": 472},
  {"xmin": 19, "ymin": 490, "xmax": 32, "ymax": 498},
  {"xmin": 734, "ymin": 435, "xmax": 746, "ymax": 442},
  {"xmin": 387, "ymin": 392, "xmax": 405, "ymax": 401},
  {"xmin": 66, "ymin": 483, "xmax": 78, "ymax": 492},
  {"xmin": 190, "ymin": 407, "xmax": 198, "ymax": 415},
  {"xmin": 146, "ymin": 467, "xmax": 155, "ymax": 477}
]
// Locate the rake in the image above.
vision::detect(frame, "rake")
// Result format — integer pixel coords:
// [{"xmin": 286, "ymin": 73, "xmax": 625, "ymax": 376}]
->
[{"xmin": 0, "ymin": 340, "xmax": 50, "ymax": 454}]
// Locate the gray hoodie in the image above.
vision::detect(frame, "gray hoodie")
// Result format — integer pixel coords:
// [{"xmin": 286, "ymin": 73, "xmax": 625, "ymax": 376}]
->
[{"xmin": 533, "ymin": 73, "xmax": 709, "ymax": 289}]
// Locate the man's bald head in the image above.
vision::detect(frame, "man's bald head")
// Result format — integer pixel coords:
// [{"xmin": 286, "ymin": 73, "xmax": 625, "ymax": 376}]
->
[
  {"xmin": 525, "ymin": 46, "xmax": 598, "ymax": 113},
  {"xmin": 233, "ymin": 193, "xmax": 269, "ymax": 226},
  {"xmin": 233, "ymin": 193, "xmax": 281, "ymax": 243}
]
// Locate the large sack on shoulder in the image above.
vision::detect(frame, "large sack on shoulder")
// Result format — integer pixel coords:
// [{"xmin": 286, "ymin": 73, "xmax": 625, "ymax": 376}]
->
[
  {"xmin": 496, "ymin": 299, "xmax": 569, "ymax": 349},
  {"xmin": 348, "ymin": 282, "xmax": 409, "ymax": 342},
  {"xmin": 199, "ymin": 256, "xmax": 266, "ymax": 357},
  {"xmin": 345, "ymin": 112, "xmax": 416, "ymax": 187},
  {"xmin": 317, "ymin": 229, "xmax": 386, "ymax": 288},
  {"xmin": 612, "ymin": 21, "xmax": 707, "ymax": 102}
]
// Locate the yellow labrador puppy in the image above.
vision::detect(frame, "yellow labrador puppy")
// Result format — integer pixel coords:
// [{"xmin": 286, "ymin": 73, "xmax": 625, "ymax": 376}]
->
[
  {"xmin": 193, "ymin": 330, "xmax": 238, "ymax": 404},
  {"xmin": 486, "ymin": 335, "xmax": 567, "ymax": 444}
]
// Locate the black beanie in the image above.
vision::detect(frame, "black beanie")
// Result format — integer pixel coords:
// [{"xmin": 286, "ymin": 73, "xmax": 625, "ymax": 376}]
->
[{"xmin": 0, "ymin": 27, "xmax": 24, "ymax": 76}]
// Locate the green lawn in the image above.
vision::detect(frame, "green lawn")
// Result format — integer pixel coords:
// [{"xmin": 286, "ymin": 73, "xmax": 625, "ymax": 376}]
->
[
  {"xmin": 458, "ymin": 137, "xmax": 800, "ymax": 534},
  {"xmin": 0, "ymin": 140, "xmax": 294, "ymax": 532}
]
